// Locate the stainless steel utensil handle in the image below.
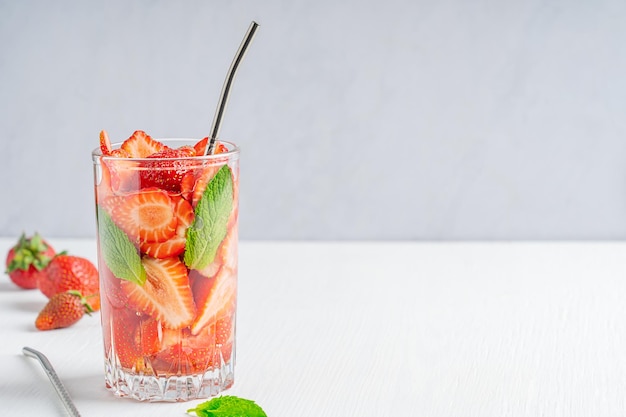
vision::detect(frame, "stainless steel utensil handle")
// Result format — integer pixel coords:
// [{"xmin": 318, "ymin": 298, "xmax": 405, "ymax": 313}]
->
[{"xmin": 23, "ymin": 346, "xmax": 81, "ymax": 417}]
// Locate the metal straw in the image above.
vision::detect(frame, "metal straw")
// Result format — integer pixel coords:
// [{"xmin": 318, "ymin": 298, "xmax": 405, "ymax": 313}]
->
[
  {"xmin": 206, "ymin": 20, "xmax": 260, "ymax": 155},
  {"xmin": 23, "ymin": 346, "xmax": 81, "ymax": 417}
]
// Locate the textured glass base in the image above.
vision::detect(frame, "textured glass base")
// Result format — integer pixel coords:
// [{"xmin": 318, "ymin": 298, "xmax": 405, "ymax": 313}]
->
[{"xmin": 104, "ymin": 355, "xmax": 234, "ymax": 402}]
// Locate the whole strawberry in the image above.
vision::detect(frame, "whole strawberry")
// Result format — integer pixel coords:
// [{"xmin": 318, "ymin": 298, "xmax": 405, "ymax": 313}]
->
[
  {"xmin": 140, "ymin": 146, "xmax": 198, "ymax": 192},
  {"xmin": 37, "ymin": 254, "xmax": 101, "ymax": 311},
  {"xmin": 35, "ymin": 290, "xmax": 94, "ymax": 330},
  {"xmin": 5, "ymin": 233, "xmax": 55, "ymax": 289}
]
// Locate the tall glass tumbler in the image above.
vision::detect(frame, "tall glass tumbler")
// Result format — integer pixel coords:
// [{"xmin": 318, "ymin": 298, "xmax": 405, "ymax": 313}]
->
[{"xmin": 92, "ymin": 138, "xmax": 239, "ymax": 401}]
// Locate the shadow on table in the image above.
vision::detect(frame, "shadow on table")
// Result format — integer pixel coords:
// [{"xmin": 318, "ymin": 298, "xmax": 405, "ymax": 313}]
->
[
  {"xmin": 10, "ymin": 299, "xmax": 44, "ymax": 314},
  {"xmin": 64, "ymin": 373, "xmax": 190, "ymax": 412},
  {"xmin": 0, "ymin": 281, "xmax": 25, "ymax": 292},
  {"xmin": 0, "ymin": 281, "xmax": 47, "ymax": 313}
]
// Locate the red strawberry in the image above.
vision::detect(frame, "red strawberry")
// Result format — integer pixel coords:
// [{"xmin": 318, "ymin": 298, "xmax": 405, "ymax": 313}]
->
[
  {"xmin": 180, "ymin": 171, "xmax": 196, "ymax": 201},
  {"xmin": 98, "ymin": 261, "xmax": 130, "ymax": 310},
  {"xmin": 152, "ymin": 278, "xmax": 235, "ymax": 374},
  {"xmin": 98, "ymin": 130, "xmax": 140, "ymax": 193},
  {"xmin": 35, "ymin": 290, "xmax": 94, "ymax": 330},
  {"xmin": 193, "ymin": 137, "xmax": 209, "ymax": 156},
  {"xmin": 99, "ymin": 130, "xmax": 112, "ymax": 155},
  {"xmin": 109, "ymin": 188, "xmax": 177, "ymax": 244},
  {"xmin": 190, "ymin": 266, "xmax": 236, "ymax": 335},
  {"xmin": 120, "ymin": 130, "xmax": 165, "ymax": 158},
  {"xmin": 214, "ymin": 142, "xmax": 229, "ymax": 154},
  {"xmin": 215, "ymin": 314, "xmax": 235, "ymax": 364},
  {"xmin": 157, "ymin": 316, "xmax": 234, "ymax": 373},
  {"xmin": 136, "ymin": 318, "xmax": 164, "ymax": 356},
  {"xmin": 5, "ymin": 233, "xmax": 55, "ymax": 289},
  {"xmin": 191, "ymin": 165, "xmax": 222, "ymax": 207},
  {"xmin": 193, "ymin": 137, "xmax": 229, "ymax": 156},
  {"xmin": 98, "ymin": 194, "xmax": 125, "ymax": 217},
  {"xmin": 140, "ymin": 196, "xmax": 194, "ymax": 258},
  {"xmin": 98, "ymin": 149, "xmax": 140, "ymax": 198},
  {"xmin": 121, "ymin": 257, "xmax": 196, "ymax": 329},
  {"xmin": 38, "ymin": 254, "xmax": 101, "ymax": 311},
  {"xmin": 154, "ymin": 328, "xmax": 215, "ymax": 374},
  {"xmin": 107, "ymin": 155, "xmax": 140, "ymax": 193},
  {"xmin": 139, "ymin": 236, "xmax": 186, "ymax": 259},
  {"xmin": 215, "ymin": 313, "xmax": 234, "ymax": 347},
  {"xmin": 109, "ymin": 308, "xmax": 155, "ymax": 373},
  {"xmin": 139, "ymin": 146, "xmax": 198, "ymax": 192}
]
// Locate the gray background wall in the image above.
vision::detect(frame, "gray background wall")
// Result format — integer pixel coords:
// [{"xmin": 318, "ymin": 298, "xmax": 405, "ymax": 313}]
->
[{"xmin": 1, "ymin": 0, "xmax": 625, "ymax": 240}]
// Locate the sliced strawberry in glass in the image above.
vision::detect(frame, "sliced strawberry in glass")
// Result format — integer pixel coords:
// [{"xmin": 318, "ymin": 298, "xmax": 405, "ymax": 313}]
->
[
  {"xmin": 140, "ymin": 146, "xmax": 198, "ymax": 193},
  {"xmin": 100, "ymin": 130, "xmax": 113, "ymax": 155},
  {"xmin": 140, "ymin": 195, "xmax": 194, "ymax": 258},
  {"xmin": 121, "ymin": 257, "xmax": 196, "ymax": 329},
  {"xmin": 111, "ymin": 188, "xmax": 177, "ymax": 243},
  {"xmin": 190, "ymin": 266, "xmax": 236, "ymax": 335},
  {"xmin": 120, "ymin": 130, "xmax": 166, "ymax": 158}
]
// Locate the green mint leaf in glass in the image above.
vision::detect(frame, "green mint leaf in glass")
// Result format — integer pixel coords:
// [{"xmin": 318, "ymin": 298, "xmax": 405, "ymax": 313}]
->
[
  {"xmin": 97, "ymin": 206, "xmax": 146, "ymax": 285},
  {"xmin": 184, "ymin": 165, "xmax": 233, "ymax": 270},
  {"xmin": 187, "ymin": 395, "xmax": 267, "ymax": 417}
]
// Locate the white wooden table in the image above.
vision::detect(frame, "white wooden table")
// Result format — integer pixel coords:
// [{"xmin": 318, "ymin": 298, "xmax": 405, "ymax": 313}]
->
[{"xmin": 1, "ymin": 238, "xmax": 625, "ymax": 416}]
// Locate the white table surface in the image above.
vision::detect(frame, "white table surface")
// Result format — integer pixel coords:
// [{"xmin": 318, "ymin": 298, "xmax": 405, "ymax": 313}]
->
[{"xmin": 1, "ymin": 238, "xmax": 626, "ymax": 416}]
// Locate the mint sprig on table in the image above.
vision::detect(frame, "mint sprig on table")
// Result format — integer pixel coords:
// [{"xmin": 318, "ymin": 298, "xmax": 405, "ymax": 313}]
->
[
  {"xmin": 187, "ymin": 396, "xmax": 267, "ymax": 417},
  {"xmin": 97, "ymin": 206, "xmax": 146, "ymax": 285},
  {"xmin": 184, "ymin": 165, "xmax": 233, "ymax": 270}
]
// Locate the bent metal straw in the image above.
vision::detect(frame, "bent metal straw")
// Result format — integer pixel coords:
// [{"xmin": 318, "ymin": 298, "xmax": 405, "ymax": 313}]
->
[{"xmin": 206, "ymin": 21, "xmax": 260, "ymax": 155}]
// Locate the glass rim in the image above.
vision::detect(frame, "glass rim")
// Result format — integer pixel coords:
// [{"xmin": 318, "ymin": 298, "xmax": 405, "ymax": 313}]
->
[{"xmin": 91, "ymin": 138, "xmax": 240, "ymax": 162}]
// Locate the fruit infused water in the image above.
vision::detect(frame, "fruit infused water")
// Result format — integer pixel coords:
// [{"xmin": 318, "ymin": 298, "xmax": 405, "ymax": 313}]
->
[{"xmin": 92, "ymin": 130, "xmax": 239, "ymax": 401}]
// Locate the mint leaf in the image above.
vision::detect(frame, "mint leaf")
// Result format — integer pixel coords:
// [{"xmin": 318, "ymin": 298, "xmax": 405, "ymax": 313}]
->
[
  {"xmin": 187, "ymin": 396, "xmax": 267, "ymax": 417},
  {"xmin": 97, "ymin": 206, "xmax": 146, "ymax": 285},
  {"xmin": 184, "ymin": 165, "xmax": 233, "ymax": 270}
]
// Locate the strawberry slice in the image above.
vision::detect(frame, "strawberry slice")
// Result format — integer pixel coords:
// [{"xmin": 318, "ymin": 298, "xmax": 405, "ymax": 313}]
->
[
  {"xmin": 193, "ymin": 137, "xmax": 209, "ymax": 156},
  {"xmin": 110, "ymin": 148, "xmax": 132, "ymax": 158},
  {"xmin": 155, "ymin": 316, "xmax": 234, "ymax": 374},
  {"xmin": 139, "ymin": 235, "xmax": 185, "ymax": 259},
  {"xmin": 109, "ymin": 308, "xmax": 153, "ymax": 373},
  {"xmin": 98, "ymin": 260, "xmax": 132, "ymax": 310},
  {"xmin": 215, "ymin": 311, "xmax": 234, "ymax": 346},
  {"xmin": 98, "ymin": 194, "xmax": 125, "ymax": 220},
  {"xmin": 192, "ymin": 137, "xmax": 229, "ymax": 156},
  {"xmin": 136, "ymin": 318, "xmax": 164, "ymax": 357},
  {"xmin": 140, "ymin": 146, "xmax": 198, "ymax": 192},
  {"xmin": 153, "ymin": 327, "xmax": 216, "ymax": 374},
  {"xmin": 180, "ymin": 171, "xmax": 196, "ymax": 201},
  {"xmin": 121, "ymin": 130, "xmax": 165, "ymax": 158},
  {"xmin": 190, "ymin": 266, "xmax": 236, "ymax": 335},
  {"xmin": 121, "ymin": 257, "xmax": 196, "ymax": 329},
  {"xmin": 97, "ymin": 147, "xmax": 139, "ymax": 200},
  {"xmin": 214, "ymin": 143, "xmax": 229, "ymax": 154},
  {"xmin": 191, "ymin": 165, "xmax": 222, "ymax": 207},
  {"xmin": 215, "ymin": 314, "xmax": 234, "ymax": 364},
  {"xmin": 173, "ymin": 196, "xmax": 195, "ymax": 232},
  {"xmin": 190, "ymin": 159, "xmax": 235, "ymax": 208},
  {"xmin": 111, "ymin": 189, "xmax": 177, "ymax": 243},
  {"xmin": 100, "ymin": 130, "xmax": 112, "ymax": 155},
  {"xmin": 150, "ymin": 270, "xmax": 235, "ymax": 374},
  {"xmin": 140, "ymin": 197, "xmax": 194, "ymax": 258},
  {"xmin": 100, "ymin": 148, "xmax": 140, "ymax": 194}
]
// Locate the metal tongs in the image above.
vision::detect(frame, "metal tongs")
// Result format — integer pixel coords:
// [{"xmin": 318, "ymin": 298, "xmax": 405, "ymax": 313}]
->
[{"xmin": 23, "ymin": 346, "xmax": 81, "ymax": 417}]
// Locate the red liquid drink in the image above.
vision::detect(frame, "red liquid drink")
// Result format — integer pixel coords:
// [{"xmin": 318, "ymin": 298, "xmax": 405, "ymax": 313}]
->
[{"xmin": 92, "ymin": 132, "xmax": 239, "ymax": 401}]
